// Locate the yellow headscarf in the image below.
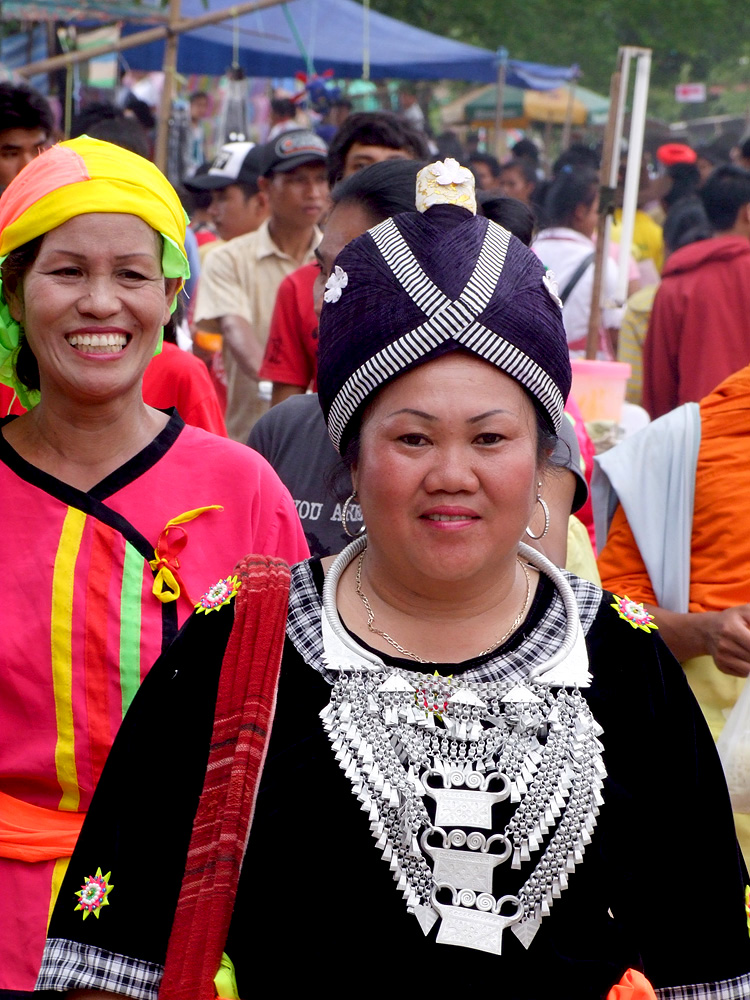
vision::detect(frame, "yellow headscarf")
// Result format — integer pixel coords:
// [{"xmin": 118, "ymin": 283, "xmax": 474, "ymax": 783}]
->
[{"xmin": 0, "ymin": 136, "xmax": 190, "ymax": 408}]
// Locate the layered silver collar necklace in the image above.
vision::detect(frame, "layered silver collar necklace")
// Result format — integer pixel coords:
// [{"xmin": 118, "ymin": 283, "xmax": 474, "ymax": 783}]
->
[{"xmin": 319, "ymin": 537, "xmax": 604, "ymax": 955}]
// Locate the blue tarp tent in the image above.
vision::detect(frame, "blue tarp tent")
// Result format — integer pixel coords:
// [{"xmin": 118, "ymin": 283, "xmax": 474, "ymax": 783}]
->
[{"xmin": 120, "ymin": 0, "xmax": 576, "ymax": 86}]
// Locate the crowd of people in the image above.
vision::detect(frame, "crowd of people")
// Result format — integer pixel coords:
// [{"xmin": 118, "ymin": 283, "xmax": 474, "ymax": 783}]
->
[{"xmin": 2, "ymin": 77, "xmax": 750, "ymax": 1000}]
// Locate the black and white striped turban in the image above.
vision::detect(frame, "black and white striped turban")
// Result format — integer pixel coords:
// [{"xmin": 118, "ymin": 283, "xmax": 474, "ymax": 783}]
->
[{"xmin": 317, "ymin": 165, "xmax": 571, "ymax": 455}]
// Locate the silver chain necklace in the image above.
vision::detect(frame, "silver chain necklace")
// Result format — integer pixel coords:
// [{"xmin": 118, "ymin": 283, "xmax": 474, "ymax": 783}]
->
[
  {"xmin": 355, "ymin": 549, "xmax": 532, "ymax": 664},
  {"xmin": 318, "ymin": 535, "xmax": 601, "ymax": 954}
]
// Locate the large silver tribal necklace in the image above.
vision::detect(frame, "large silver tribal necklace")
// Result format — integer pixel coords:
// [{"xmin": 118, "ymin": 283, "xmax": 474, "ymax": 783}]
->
[{"xmin": 319, "ymin": 535, "xmax": 604, "ymax": 956}]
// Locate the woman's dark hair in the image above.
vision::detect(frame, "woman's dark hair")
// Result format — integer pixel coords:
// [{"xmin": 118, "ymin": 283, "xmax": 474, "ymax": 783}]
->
[
  {"xmin": 330, "ymin": 158, "xmax": 425, "ymax": 222},
  {"xmin": 663, "ymin": 195, "xmax": 712, "ymax": 254},
  {"xmin": 543, "ymin": 166, "xmax": 598, "ymax": 229},
  {"xmin": 552, "ymin": 143, "xmax": 600, "ymax": 175},
  {"xmin": 477, "ymin": 192, "xmax": 535, "ymax": 246},
  {"xmin": 663, "ymin": 162, "xmax": 701, "ymax": 210},
  {"xmin": 700, "ymin": 164, "xmax": 750, "ymax": 232},
  {"xmin": 2, "ymin": 237, "xmax": 44, "ymax": 391}
]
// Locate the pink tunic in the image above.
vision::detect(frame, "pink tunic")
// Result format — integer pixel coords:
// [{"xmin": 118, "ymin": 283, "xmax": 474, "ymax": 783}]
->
[{"xmin": 0, "ymin": 412, "xmax": 308, "ymax": 990}]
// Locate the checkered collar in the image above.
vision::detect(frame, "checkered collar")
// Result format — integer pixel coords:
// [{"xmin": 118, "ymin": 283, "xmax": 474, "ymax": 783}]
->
[{"xmin": 286, "ymin": 557, "xmax": 602, "ymax": 687}]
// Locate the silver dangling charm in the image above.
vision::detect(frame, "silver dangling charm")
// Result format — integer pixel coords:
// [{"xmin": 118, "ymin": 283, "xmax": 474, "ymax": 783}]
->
[
  {"xmin": 525, "ymin": 482, "xmax": 550, "ymax": 540},
  {"xmin": 341, "ymin": 491, "xmax": 365, "ymax": 538}
]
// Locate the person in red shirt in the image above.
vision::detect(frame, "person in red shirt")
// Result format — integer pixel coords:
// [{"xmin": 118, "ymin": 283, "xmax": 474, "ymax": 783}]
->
[
  {"xmin": 260, "ymin": 112, "xmax": 428, "ymax": 406},
  {"xmin": 643, "ymin": 165, "xmax": 750, "ymax": 418}
]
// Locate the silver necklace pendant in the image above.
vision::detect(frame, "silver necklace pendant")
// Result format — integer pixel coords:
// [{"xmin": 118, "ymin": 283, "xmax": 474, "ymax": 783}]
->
[
  {"xmin": 320, "ymin": 664, "xmax": 606, "ymax": 955},
  {"xmin": 423, "ymin": 768, "xmax": 510, "ymax": 829},
  {"xmin": 422, "ymin": 828, "xmax": 511, "ymax": 892},
  {"xmin": 432, "ymin": 885, "xmax": 523, "ymax": 956}
]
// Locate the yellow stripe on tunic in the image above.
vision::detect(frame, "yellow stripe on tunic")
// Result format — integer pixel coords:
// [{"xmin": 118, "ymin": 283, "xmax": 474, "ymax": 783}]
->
[
  {"xmin": 50, "ymin": 507, "xmax": 86, "ymax": 812},
  {"xmin": 47, "ymin": 856, "xmax": 70, "ymax": 927}
]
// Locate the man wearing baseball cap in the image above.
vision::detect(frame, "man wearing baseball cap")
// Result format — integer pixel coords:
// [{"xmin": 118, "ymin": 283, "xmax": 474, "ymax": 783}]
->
[
  {"xmin": 193, "ymin": 130, "xmax": 328, "ymax": 440},
  {"xmin": 186, "ymin": 141, "xmax": 268, "ymax": 243}
]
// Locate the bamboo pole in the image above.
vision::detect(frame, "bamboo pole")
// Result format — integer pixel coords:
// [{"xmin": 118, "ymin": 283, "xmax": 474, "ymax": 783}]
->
[
  {"xmin": 154, "ymin": 0, "xmax": 181, "ymax": 173},
  {"xmin": 16, "ymin": 0, "xmax": 291, "ymax": 78},
  {"xmin": 585, "ymin": 51, "xmax": 623, "ymax": 360},
  {"xmin": 494, "ymin": 46, "xmax": 508, "ymax": 161},
  {"xmin": 560, "ymin": 78, "xmax": 576, "ymax": 151}
]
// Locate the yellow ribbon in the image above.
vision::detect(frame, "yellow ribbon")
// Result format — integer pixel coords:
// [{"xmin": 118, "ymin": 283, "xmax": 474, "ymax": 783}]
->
[{"xmin": 150, "ymin": 505, "xmax": 223, "ymax": 604}]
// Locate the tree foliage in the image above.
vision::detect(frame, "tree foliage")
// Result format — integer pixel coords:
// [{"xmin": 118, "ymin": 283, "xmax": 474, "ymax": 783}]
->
[{"xmin": 371, "ymin": 0, "xmax": 743, "ymax": 99}]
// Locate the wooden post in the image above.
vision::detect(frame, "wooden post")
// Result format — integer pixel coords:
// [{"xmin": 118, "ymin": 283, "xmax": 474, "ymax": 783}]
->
[
  {"xmin": 494, "ymin": 46, "xmax": 508, "ymax": 161},
  {"xmin": 561, "ymin": 78, "xmax": 577, "ymax": 151},
  {"xmin": 16, "ymin": 0, "xmax": 291, "ymax": 79},
  {"xmin": 585, "ymin": 52, "xmax": 623, "ymax": 360},
  {"xmin": 154, "ymin": 0, "xmax": 181, "ymax": 174}
]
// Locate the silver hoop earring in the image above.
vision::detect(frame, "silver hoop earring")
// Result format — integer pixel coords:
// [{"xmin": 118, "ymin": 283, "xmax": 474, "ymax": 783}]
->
[
  {"xmin": 341, "ymin": 491, "xmax": 365, "ymax": 538},
  {"xmin": 525, "ymin": 482, "xmax": 550, "ymax": 540}
]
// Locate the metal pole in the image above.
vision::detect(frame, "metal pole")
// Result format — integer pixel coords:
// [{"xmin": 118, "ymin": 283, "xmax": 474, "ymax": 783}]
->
[
  {"xmin": 494, "ymin": 46, "xmax": 508, "ymax": 161},
  {"xmin": 561, "ymin": 79, "xmax": 577, "ymax": 151},
  {"xmin": 362, "ymin": 0, "xmax": 370, "ymax": 82},
  {"xmin": 154, "ymin": 0, "xmax": 181, "ymax": 173},
  {"xmin": 16, "ymin": 0, "xmax": 292, "ymax": 78},
  {"xmin": 615, "ymin": 48, "xmax": 651, "ymax": 303}
]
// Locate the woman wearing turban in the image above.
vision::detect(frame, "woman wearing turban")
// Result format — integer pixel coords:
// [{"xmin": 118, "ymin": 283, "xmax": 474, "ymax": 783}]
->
[
  {"xmin": 37, "ymin": 162, "xmax": 750, "ymax": 1000},
  {"xmin": 0, "ymin": 137, "xmax": 307, "ymax": 994}
]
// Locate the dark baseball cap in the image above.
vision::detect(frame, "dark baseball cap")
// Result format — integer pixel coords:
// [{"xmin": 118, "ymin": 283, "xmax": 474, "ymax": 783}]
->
[
  {"xmin": 186, "ymin": 141, "xmax": 262, "ymax": 190},
  {"xmin": 257, "ymin": 129, "xmax": 328, "ymax": 176}
]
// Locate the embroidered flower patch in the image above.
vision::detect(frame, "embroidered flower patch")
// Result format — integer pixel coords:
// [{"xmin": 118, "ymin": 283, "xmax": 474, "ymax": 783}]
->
[
  {"xmin": 610, "ymin": 595, "xmax": 658, "ymax": 633},
  {"xmin": 324, "ymin": 265, "xmax": 348, "ymax": 303},
  {"xmin": 75, "ymin": 867, "xmax": 113, "ymax": 920},
  {"xmin": 195, "ymin": 575, "xmax": 241, "ymax": 614}
]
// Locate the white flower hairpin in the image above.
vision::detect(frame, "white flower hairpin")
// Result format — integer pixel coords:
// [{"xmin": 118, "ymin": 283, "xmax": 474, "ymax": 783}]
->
[
  {"xmin": 542, "ymin": 270, "xmax": 563, "ymax": 310},
  {"xmin": 324, "ymin": 265, "xmax": 349, "ymax": 304},
  {"xmin": 432, "ymin": 157, "xmax": 467, "ymax": 186}
]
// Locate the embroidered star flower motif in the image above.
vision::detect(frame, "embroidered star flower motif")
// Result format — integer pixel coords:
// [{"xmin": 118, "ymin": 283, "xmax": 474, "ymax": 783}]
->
[
  {"xmin": 431, "ymin": 157, "xmax": 467, "ymax": 186},
  {"xmin": 75, "ymin": 868, "xmax": 113, "ymax": 920},
  {"xmin": 542, "ymin": 270, "xmax": 563, "ymax": 309},
  {"xmin": 324, "ymin": 265, "xmax": 348, "ymax": 303},
  {"xmin": 610, "ymin": 594, "xmax": 658, "ymax": 632},
  {"xmin": 195, "ymin": 575, "xmax": 241, "ymax": 614}
]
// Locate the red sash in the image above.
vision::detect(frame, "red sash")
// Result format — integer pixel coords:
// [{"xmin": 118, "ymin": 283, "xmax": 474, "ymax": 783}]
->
[{"xmin": 159, "ymin": 554, "xmax": 291, "ymax": 1000}]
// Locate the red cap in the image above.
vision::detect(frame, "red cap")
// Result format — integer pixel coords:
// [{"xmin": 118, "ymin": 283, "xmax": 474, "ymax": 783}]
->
[{"xmin": 656, "ymin": 143, "xmax": 697, "ymax": 166}]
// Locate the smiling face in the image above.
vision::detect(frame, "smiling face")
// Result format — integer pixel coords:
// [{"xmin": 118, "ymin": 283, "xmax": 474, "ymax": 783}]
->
[
  {"xmin": 9, "ymin": 213, "xmax": 179, "ymax": 406},
  {"xmin": 352, "ymin": 352, "xmax": 541, "ymax": 589}
]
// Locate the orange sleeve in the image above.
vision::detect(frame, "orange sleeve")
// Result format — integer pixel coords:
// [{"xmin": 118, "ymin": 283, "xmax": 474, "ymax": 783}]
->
[
  {"xmin": 687, "ymin": 393, "xmax": 750, "ymax": 613},
  {"xmin": 597, "ymin": 503, "xmax": 658, "ymax": 605}
]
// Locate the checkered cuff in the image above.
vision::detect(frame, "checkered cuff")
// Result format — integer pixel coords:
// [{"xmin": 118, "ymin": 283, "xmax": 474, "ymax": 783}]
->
[
  {"xmin": 36, "ymin": 938, "xmax": 162, "ymax": 998},
  {"xmin": 655, "ymin": 972, "xmax": 750, "ymax": 1000}
]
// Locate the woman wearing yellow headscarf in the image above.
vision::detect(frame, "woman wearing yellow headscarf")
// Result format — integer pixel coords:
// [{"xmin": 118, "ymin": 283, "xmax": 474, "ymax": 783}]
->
[{"xmin": 0, "ymin": 137, "xmax": 307, "ymax": 993}]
